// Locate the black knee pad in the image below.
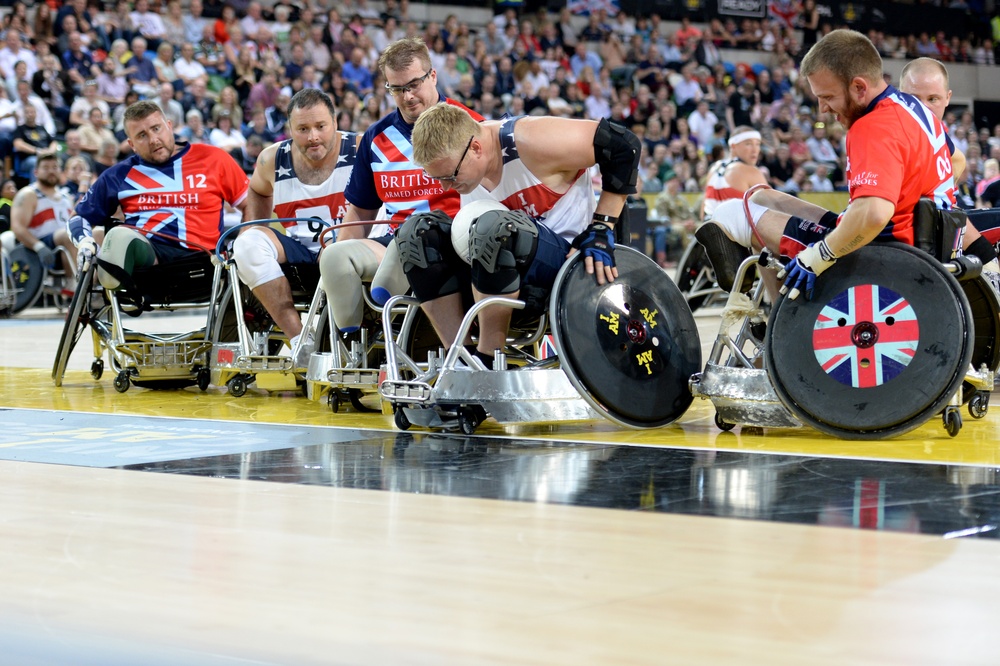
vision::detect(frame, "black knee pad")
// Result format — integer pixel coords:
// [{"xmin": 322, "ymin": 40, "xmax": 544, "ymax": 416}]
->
[
  {"xmin": 396, "ymin": 211, "xmax": 464, "ymax": 302},
  {"xmin": 469, "ymin": 210, "xmax": 538, "ymax": 295}
]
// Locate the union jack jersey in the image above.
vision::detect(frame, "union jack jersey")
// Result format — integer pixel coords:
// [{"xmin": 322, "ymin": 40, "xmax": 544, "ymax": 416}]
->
[
  {"xmin": 702, "ymin": 157, "xmax": 743, "ymax": 219},
  {"xmin": 846, "ymin": 86, "xmax": 957, "ymax": 245},
  {"xmin": 27, "ymin": 184, "xmax": 73, "ymax": 240},
  {"xmin": 75, "ymin": 143, "xmax": 249, "ymax": 252},
  {"xmin": 812, "ymin": 283, "xmax": 919, "ymax": 389},
  {"xmin": 462, "ymin": 116, "xmax": 594, "ymax": 241},
  {"xmin": 272, "ymin": 132, "xmax": 357, "ymax": 252},
  {"xmin": 346, "ymin": 98, "xmax": 483, "ymax": 226}
]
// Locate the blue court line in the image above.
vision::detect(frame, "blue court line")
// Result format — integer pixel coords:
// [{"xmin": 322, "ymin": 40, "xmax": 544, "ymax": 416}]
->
[{"xmin": 0, "ymin": 408, "xmax": 368, "ymax": 467}]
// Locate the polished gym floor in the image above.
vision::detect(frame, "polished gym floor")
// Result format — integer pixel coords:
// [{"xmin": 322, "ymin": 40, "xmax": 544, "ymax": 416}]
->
[{"xmin": 2, "ymin": 305, "xmax": 999, "ymax": 664}]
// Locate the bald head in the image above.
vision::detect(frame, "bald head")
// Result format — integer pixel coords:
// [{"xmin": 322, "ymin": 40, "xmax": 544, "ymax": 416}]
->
[{"xmin": 900, "ymin": 57, "xmax": 951, "ymax": 120}]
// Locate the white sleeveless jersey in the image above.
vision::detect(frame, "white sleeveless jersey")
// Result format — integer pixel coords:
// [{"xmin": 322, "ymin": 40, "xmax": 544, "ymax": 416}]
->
[
  {"xmin": 272, "ymin": 132, "xmax": 357, "ymax": 251},
  {"xmin": 702, "ymin": 157, "xmax": 743, "ymax": 219},
  {"xmin": 462, "ymin": 116, "xmax": 595, "ymax": 241},
  {"xmin": 28, "ymin": 185, "xmax": 74, "ymax": 240}
]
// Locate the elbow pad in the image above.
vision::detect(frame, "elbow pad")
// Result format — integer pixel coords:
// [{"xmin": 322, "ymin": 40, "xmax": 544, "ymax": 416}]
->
[
  {"xmin": 593, "ymin": 118, "xmax": 641, "ymax": 195},
  {"xmin": 68, "ymin": 215, "xmax": 94, "ymax": 246}
]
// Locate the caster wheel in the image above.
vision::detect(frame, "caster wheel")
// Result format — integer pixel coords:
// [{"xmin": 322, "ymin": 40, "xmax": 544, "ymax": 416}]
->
[
  {"xmin": 714, "ymin": 412, "xmax": 735, "ymax": 432},
  {"xmin": 90, "ymin": 359, "xmax": 104, "ymax": 380},
  {"xmin": 458, "ymin": 406, "xmax": 482, "ymax": 435},
  {"xmin": 394, "ymin": 406, "xmax": 411, "ymax": 431},
  {"xmin": 349, "ymin": 389, "xmax": 376, "ymax": 412},
  {"xmin": 328, "ymin": 391, "xmax": 341, "ymax": 413},
  {"xmin": 944, "ymin": 407, "xmax": 962, "ymax": 438},
  {"xmin": 113, "ymin": 370, "xmax": 130, "ymax": 393},
  {"xmin": 228, "ymin": 375, "xmax": 248, "ymax": 397},
  {"xmin": 969, "ymin": 391, "xmax": 989, "ymax": 419},
  {"xmin": 197, "ymin": 368, "xmax": 211, "ymax": 391}
]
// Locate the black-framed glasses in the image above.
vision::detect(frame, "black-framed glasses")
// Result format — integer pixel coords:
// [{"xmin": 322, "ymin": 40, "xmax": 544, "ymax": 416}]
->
[
  {"xmin": 423, "ymin": 136, "xmax": 473, "ymax": 184},
  {"xmin": 385, "ymin": 69, "xmax": 432, "ymax": 96}
]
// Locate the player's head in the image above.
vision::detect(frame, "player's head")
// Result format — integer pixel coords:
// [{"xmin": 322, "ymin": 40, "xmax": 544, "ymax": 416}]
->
[
  {"xmin": 412, "ymin": 103, "xmax": 481, "ymax": 194},
  {"xmin": 899, "ymin": 57, "xmax": 951, "ymax": 121},
  {"xmin": 801, "ymin": 29, "xmax": 883, "ymax": 129},
  {"xmin": 728, "ymin": 126, "xmax": 762, "ymax": 165},
  {"xmin": 33, "ymin": 153, "xmax": 62, "ymax": 188},
  {"xmin": 123, "ymin": 101, "xmax": 176, "ymax": 165},
  {"xmin": 286, "ymin": 89, "xmax": 339, "ymax": 163},
  {"xmin": 378, "ymin": 37, "xmax": 438, "ymax": 125}
]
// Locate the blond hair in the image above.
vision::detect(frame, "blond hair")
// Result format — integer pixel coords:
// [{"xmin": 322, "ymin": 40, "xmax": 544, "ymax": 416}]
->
[
  {"xmin": 800, "ymin": 29, "xmax": 882, "ymax": 89},
  {"xmin": 412, "ymin": 102, "xmax": 479, "ymax": 167}
]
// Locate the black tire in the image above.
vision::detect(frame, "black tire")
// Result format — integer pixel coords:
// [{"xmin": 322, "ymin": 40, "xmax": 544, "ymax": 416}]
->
[
  {"xmin": 969, "ymin": 392, "xmax": 989, "ymax": 419},
  {"xmin": 766, "ymin": 243, "xmax": 973, "ymax": 440},
  {"xmin": 328, "ymin": 391, "xmax": 340, "ymax": 413},
  {"xmin": 228, "ymin": 375, "xmax": 249, "ymax": 397},
  {"xmin": 52, "ymin": 264, "xmax": 99, "ymax": 387},
  {"xmin": 674, "ymin": 240, "xmax": 717, "ymax": 312},
  {"xmin": 113, "ymin": 370, "xmax": 130, "ymax": 393},
  {"xmin": 90, "ymin": 359, "xmax": 104, "ymax": 380},
  {"xmin": 348, "ymin": 388, "xmax": 377, "ymax": 412},
  {"xmin": 714, "ymin": 412, "xmax": 735, "ymax": 431},
  {"xmin": 944, "ymin": 407, "xmax": 962, "ymax": 437},
  {"xmin": 458, "ymin": 407, "xmax": 478, "ymax": 435},
  {"xmin": 394, "ymin": 406, "xmax": 411, "ymax": 431},
  {"xmin": 197, "ymin": 367, "xmax": 211, "ymax": 391}
]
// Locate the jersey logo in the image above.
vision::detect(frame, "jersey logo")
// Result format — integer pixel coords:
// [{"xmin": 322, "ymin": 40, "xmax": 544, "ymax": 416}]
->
[
  {"xmin": 121, "ymin": 162, "xmax": 184, "ymax": 197},
  {"xmin": 812, "ymin": 284, "xmax": 919, "ymax": 389}
]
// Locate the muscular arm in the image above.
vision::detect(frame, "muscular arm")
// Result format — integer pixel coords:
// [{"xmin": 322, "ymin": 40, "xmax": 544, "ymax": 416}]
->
[
  {"xmin": 336, "ymin": 203, "xmax": 379, "ymax": 241},
  {"xmin": 244, "ymin": 143, "xmax": 276, "ymax": 222},
  {"xmin": 952, "ymin": 148, "xmax": 966, "ymax": 184},
  {"xmin": 821, "ymin": 196, "xmax": 895, "ymax": 258},
  {"xmin": 10, "ymin": 188, "xmax": 40, "ymax": 247}
]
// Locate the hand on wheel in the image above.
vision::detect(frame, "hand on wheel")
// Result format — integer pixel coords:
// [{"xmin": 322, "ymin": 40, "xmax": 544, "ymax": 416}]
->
[
  {"xmin": 76, "ymin": 236, "xmax": 99, "ymax": 274},
  {"xmin": 571, "ymin": 221, "xmax": 617, "ymax": 284},
  {"xmin": 776, "ymin": 239, "xmax": 837, "ymax": 300}
]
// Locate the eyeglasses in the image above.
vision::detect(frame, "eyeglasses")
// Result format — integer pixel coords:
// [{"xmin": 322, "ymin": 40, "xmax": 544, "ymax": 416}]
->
[
  {"xmin": 423, "ymin": 136, "xmax": 473, "ymax": 184},
  {"xmin": 385, "ymin": 69, "xmax": 432, "ymax": 96}
]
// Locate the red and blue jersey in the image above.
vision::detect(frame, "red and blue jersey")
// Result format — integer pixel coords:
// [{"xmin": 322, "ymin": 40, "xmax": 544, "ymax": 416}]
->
[
  {"xmin": 345, "ymin": 98, "xmax": 482, "ymax": 227},
  {"xmin": 75, "ymin": 143, "xmax": 249, "ymax": 251},
  {"xmin": 845, "ymin": 86, "xmax": 957, "ymax": 245}
]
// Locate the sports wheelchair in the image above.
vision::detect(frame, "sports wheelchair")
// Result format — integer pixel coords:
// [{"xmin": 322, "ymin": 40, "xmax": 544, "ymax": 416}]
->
[
  {"xmin": 51, "ymin": 232, "xmax": 223, "ymax": 392},
  {"xmin": 0, "ymin": 232, "xmax": 73, "ymax": 316},
  {"xmin": 674, "ymin": 237, "xmax": 729, "ymax": 312},
  {"xmin": 689, "ymin": 197, "xmax": 999, "ymax": 439},
  {"xmin": 379, "ymin": 246, "xmax": 703, "ymax": 434},
  {"xmin": 210, "ymin": 219, "xmax": 333, "ymax": 397}
]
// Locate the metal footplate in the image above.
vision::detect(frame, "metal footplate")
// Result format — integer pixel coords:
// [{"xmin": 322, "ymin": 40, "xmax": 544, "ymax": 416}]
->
[{"xmin": 691, "ymin": 363, "xmax": 801, "ymax": 430}]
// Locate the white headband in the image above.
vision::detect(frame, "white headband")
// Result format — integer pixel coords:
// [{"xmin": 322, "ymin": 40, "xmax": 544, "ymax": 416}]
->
[{"xmin": 729, "ymin": 130, "xmax": 762, "ymax": 147}]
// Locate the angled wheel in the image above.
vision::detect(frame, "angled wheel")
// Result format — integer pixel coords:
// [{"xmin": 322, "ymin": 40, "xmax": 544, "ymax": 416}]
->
[
  {"xmin": 674, "ymin": 239, "xmax": 718, "ymax": 312},
  {"xmin": 944, "ymin": 407, "xmax": 962, "ymax": 437},
  {"xmin": 348, "ymin": 389, "xmax": 377, "ymax": 413},
  {"xmin": 52, "ymin": 263, "xmax": 99, "ymax": 387},
  {"xmin": 8, "ymin": 245, "xmax": 45, "ymax": 314},
  {"xmin": 90, "ymin": 359, "xmax": 104, "ymax": 380},
  {"xmin": 714, "ymin": 412, "xmax": 735, "ymax": 431},
  {"xmin": 552, "ymin": 246, "xmax": 702, "ymax": 428},
  {"xmin": 766, "ymin": 243, "xmax": 973, "ymax": 440},
  {"xmin": 969, "ymin": 391, "xmax": 989, "ymax": 419},
  {"xmin": 394, "ymin": 406, "xmax": 411, "ymax": 431},
  {"xmin": 197, "ymin": 367, "xmax": 211, "ymax": 391},
  {"xmin": 458, "ymin": 406, "xmax": 481, "ymax": 435},
  {"xmin": 328, "ymin": 391, "xmax": 341, "ymax": 413}
]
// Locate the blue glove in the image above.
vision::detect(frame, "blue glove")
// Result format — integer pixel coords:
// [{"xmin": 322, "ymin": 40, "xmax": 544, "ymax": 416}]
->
[
  {"xmin": 777, "ymin": 240, "xmax": 837, "ymax": 300},
  {"xmin": 572, "ymin": 222, "xmax": 615, "ymax": 268},
  {"xmin": 32, "ymin": 241, "xmax": 57, "ymax": 269}
]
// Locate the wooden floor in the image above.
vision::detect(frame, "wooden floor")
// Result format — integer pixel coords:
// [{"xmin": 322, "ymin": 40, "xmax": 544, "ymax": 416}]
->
[{"xmin": 2, "ymin": 307, "xmax": 1000, "ymax": 664}]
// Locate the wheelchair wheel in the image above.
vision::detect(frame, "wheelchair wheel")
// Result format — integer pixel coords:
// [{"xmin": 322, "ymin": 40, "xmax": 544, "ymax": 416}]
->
[
  {"xmin": 766, "ymin": 243, "xmax": 973, "ymax": 440},
  {"xmin": 551, "ymin": 246, "xmax": 702, "ymax": 428},
  {"xmin": 212, "ymin": 283, "xmax": 285, "ymax": 355},
  {"xmin": 52, "ymin": 263, "xmax": 99, "ymax": 387},
  {"xmin": 9, "ymin": 245, "xmax": 45, "ymax": 314},
  {"xmin": 674, "ymin": 239, "xmax": 719, "ymax": 312},
  {"xmin": 960, "ymin": 275, "xmax": 1000, "ymax": 403}
]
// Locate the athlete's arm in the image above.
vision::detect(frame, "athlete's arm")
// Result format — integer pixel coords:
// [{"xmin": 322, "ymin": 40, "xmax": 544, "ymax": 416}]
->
[
  {"xmin": 336, "ymin": 203, "xmax": 379, "ymax": 241},
  {"xmin": 732, "ymin": 162, "xmax": 769, "ymax": 191},
  {"xmin": 952, "ymin": 148, "xmax": 966, "ymax": 185},
  {"xmin": 820, "ymin": 196, "xmax": 895, "ymax": 258},
  {"xmin": 10, "ymin": 187, "xmax": 41, "ymax": 247}
]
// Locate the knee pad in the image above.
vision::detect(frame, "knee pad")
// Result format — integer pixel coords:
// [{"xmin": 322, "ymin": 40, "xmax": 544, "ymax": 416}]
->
[
  {"xmin": 469, "ymin": 209, "xmax": 538, "ymax": 295},
  {"xmin": 371, "ymin": 239, "xmax": 411, "ymax": 306},
  {"xmin": 233, "ymin": 229, "xmax": 283, "ymax": 290},
  {"xmin": 97, "ymin": 226, "xmax": 156, "ymax": 290},
  {"xmin": 396, "ymin": 210, "xmax": 462, "ymax": 302},
  {"xmin": 0, "ymin": 230, "xmax": 15, "ymax": 254},
  {"xmin": 319, "ymin": 239, "xmax": 379, "ymax": 332},
  {"xmin": 706, "ymin": 199, "xmax": 756, "ymax": 249},
  {"xmin": 451, "ymin": 200, "xmax": 509, "ymax": 264}
]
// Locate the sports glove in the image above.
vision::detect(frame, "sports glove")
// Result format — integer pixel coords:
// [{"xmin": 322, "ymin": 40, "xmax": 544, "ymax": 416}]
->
[
  {"xmin": 777, "ymin": 239, "xmax": 837, "ymax": 301},
  {"xmin": 571, "ymin": 221, "xmax": 615, "ymax": 268},
  {"xmin": 32, "ymin": 241, "xmax": 57, "ymax": 269},
  {"xmin": 76, "ymin": 236, "xmax": 99, "ymax": 274}
]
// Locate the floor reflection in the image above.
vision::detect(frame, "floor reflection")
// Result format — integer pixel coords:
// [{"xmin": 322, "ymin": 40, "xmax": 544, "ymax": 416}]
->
[{"xmin": 123, "ymin": 432, "xmax": 1000, "ymax": 539}]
